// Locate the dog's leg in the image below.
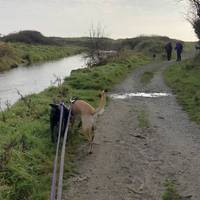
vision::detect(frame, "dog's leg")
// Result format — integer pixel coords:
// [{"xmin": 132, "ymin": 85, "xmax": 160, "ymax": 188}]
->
[
  {"xmin": 89, "ymin": 143, "xmax": 93, "ymax": 154},
  {"xmin": 81, "ymin": 126, "xmax": 93, "ymax": 154},
  {"xmin": 88, "ymin": 127, "xmax": 95, "ymax": 154}
]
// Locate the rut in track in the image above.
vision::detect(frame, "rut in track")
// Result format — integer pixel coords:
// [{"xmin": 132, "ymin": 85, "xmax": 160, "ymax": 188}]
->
[{"xmin": 63, "ymin": 59, "xmax": 200, "ymax": 200}]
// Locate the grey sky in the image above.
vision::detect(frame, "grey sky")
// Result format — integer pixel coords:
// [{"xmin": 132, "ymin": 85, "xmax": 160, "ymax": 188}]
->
[{"xmin": 0, "ymin": 0, "xmax": 196, "ymax": 41}]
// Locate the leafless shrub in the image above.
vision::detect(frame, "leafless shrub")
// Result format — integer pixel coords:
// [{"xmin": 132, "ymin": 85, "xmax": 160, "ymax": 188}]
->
[
  {"xmin": 16, "ymin": 89, "xmax": 32, "ymax": 109},
  {"xmin": 51, "ymin": 74, "xmax": 63, "ymax": 87},
  {"xmin": 5, "ymin": 100, "xmax": 11, "ymax": 110},
  {"xmin": 86, "ymin": 23, "xmax": 111, "ymax": 67},
  {"xmin": 50, "ymin": 75, "xmax": 69, "ymax": 101}
]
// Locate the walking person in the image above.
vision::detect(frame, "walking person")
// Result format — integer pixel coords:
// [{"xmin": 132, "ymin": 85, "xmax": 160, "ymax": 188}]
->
[
  {"xmin": 165, "ymin": 42, "xmax": 173, "ymax": 61},
  {"xmin": 175, "ymin": 42, "xmax": 183, "ymax": 61}
]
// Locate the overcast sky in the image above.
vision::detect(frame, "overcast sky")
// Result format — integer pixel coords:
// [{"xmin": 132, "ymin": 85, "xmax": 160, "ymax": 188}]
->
[{"xmin": 0, "ymin": 0, "xmax": 196, "ymax": 41}]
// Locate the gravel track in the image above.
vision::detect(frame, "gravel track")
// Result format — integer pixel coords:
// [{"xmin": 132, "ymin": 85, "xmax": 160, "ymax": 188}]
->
[{"xmin": 63, "ymin": 59, "xmax": 200, "ymax": 200}]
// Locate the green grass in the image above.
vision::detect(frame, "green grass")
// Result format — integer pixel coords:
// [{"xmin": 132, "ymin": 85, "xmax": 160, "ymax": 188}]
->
[
  {"xmin": 0, "ymin": 42, "xmax": 84, "ymax": 72},
  {"xmin": 162, "ymin": 179, "xmax": 181, "ymax": 200},
  {"xmin": 140, "ymin": 71, "xmax": 154, "ymax": 84},
  {"xmin": 0, "ymin": 51, "xmax": 149, "ymax": 200},
  {"xmin": 164, "ymin": 58, "xmax": 200, "ymax": 123},
  {"xmin": 10, "ymin": 43, "xmax": 84, "ymax": 64}
]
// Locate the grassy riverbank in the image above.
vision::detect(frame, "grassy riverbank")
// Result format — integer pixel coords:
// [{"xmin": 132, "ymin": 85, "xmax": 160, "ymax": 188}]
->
[
  {"xmin": 0, "ymin": 42, "xmax": 84, "ymax": 72},
  {"xmin": 11, "ymin": 43, "xmax": 83, "ymax": 64},
  {"xmin": 164, "ymin": 56, "xmax": 200, "ymax": 124},
  {"xmin": 0, "ymin": 51, "xmax": 150, "ymax": 200}
]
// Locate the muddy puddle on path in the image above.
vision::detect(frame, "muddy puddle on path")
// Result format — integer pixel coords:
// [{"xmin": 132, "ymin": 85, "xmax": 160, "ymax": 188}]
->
[{"xmin": 110, "ymin": 92, "xmax": 171, "ymax": 99}]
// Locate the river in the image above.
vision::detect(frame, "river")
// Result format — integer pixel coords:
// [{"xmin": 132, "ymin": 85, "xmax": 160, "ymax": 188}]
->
[{"xmin": 0, "ymin": 54, "xmax": 86, "ymax": 109}]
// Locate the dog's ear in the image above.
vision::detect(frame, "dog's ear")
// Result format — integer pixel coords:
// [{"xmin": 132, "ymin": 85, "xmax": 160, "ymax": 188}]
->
[
  {"xmin": 70, "ymin": 97, "xmax": 79, "ymax": 103},
  {"xmin": 98, "ymin": 90, "xmax": 107, "ymax": 97}
]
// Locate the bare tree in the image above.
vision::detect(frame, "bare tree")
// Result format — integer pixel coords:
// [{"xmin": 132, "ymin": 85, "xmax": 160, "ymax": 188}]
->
[
  {"xmin": 86, "ymin": 23, "xmax": 108, "ymax": 67},
  {"xmin": 16, "ymin": 89, "xmax": 32, "ymax": 109},
  {"xmin": 184, "ymin": 0, "xmax": 200, "ymax": 41},
  {"xmin": 191, "ymin": 1, "xmax": 200, "ymax": 40}
]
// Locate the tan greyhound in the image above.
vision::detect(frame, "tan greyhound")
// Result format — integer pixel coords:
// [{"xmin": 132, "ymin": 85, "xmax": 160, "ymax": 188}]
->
[{"xmin": 71, "ymin": 90, "xmax": 106, "ymax": 153}]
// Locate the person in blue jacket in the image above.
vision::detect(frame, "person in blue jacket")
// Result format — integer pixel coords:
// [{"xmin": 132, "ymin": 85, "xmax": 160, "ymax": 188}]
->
[{"xmin": 175, "ymin": 42, "xmax": 183, "ymax": 61}]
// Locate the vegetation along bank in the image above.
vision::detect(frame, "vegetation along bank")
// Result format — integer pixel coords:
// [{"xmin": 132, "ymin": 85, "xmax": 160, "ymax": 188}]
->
[{"xmin": 164, "ymin": 54, "xmax": 200, "ymax": 124}]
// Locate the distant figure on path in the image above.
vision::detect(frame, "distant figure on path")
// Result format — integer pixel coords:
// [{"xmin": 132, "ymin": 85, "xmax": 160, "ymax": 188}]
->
[
  {"xmin": 165, "ymin": 42, "xmax": 172, "ymax": 61},
  {"xmin": 175, "ymin": 42, "xmax": 183, "ymax": 61}
]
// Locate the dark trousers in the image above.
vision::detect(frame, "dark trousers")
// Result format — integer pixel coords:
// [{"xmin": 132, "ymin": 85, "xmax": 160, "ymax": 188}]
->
[
  {"xmin": 167, "ymin": 51, "xmax": 172, "ymax": 61},
  {"xmin": 176, "ymin": 51, "xmax": 182, "ymax": 61}
]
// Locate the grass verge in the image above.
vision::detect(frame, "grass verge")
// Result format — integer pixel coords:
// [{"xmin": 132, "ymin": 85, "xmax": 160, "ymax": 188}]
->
[
  {"xmin": 164, "ymin": 58, "xmax": 200, "ymax": 124},
  {"xmin": 0, "ymin": 51, "xmax": 149, "ymax": 199}
]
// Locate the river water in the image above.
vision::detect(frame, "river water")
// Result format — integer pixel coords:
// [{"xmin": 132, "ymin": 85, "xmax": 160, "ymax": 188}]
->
[{"xmin": 0, "ymin": 54, "xmax": 86, "ymax": 109}]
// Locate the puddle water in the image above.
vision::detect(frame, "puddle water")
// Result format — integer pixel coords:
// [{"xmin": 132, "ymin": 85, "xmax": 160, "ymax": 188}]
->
[{"xmin": 110, "ymin": 92, "xmax": 171, "ymax": 99}]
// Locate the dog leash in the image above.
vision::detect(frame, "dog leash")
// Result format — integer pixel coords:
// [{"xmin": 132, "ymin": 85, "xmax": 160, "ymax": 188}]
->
[
  {"xmin": 57, "ymin": 104, "xmax": 72, "ymax": 200},
  {"xmin": 50, "ymin": 102, "xmax": 64, "ymax": 200},
  {"xmin": 50, "ymin": 103, "xmax": 72, "ymax": 200}
]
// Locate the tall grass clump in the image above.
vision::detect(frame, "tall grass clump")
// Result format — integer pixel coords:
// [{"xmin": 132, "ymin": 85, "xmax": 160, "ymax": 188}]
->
[{"xmin": 162, "ymin": 179, "xmax": 181, "ymax": 200}]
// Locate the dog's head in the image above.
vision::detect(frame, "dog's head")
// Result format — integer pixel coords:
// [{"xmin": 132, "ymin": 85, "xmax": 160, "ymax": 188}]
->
[
  {"xmin": 98, "ymin": 89, "xmax": 107, "ymax": 98},
  {"xmin": 70, "ymin": 97, "xmax": 79, "ymax": 104}
]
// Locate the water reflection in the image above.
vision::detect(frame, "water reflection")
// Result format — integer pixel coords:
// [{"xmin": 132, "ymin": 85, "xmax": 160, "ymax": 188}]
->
[
  {"xmin": 0, "ymin": 54, "xmax": 86, "ymax": 109},
  {"xmin": 110, "ymin": 92, "xmax": 171, "ymax": 99}
]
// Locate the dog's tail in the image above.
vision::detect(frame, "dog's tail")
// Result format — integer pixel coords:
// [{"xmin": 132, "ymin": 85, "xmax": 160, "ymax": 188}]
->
[{"xmin": 94, "ymin": 90, "xmax": 106, "ymax": 117}]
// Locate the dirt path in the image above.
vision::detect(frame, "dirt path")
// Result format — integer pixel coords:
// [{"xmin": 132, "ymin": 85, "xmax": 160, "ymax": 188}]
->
[{"xmin": 63, "ymin": 59, "xmax": 200, "ymax": 200}]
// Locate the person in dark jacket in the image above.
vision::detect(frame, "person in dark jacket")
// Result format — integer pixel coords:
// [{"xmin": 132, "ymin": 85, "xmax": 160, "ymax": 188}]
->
[
  {"xmin": 175, "ymin": 42, "xmax": 183, "ymax": 61},
  {"xmin": 165, "ymin": 42, "xmax": 173, "ymax": 61}
]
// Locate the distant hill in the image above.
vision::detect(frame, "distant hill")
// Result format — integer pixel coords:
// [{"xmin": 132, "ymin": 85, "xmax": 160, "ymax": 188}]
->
[
  {"xmin": 63, "ymin": 35, "xmax": 180, "ymax": 55},
  {"xmin": 51, "ymin": 36, "xmax": 115, "ymax": 50},
  {"xmin": 114, "ymin": 36, "xmax": 181, "ymax": 55},
  {"xmin": 1, "ymin": 30, "xmax": 182, "ymax": 56},
  {"xmin": 1, "ymin": 30, "xmax": 59, "ymax": 45},
  {"xmin": 61, "ymin": 36, "xmax": 180, "ymax": 56}
]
